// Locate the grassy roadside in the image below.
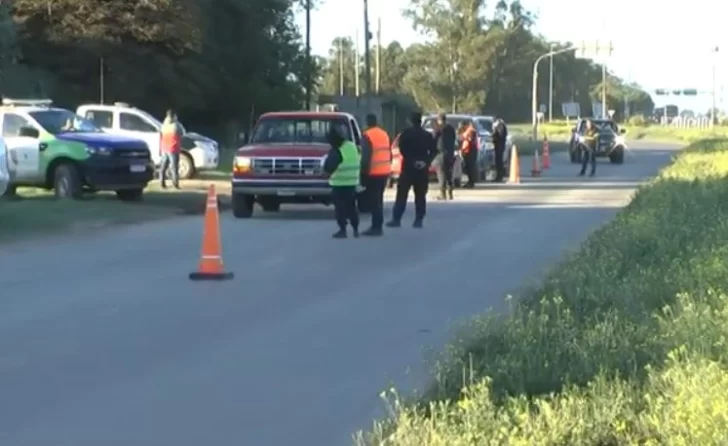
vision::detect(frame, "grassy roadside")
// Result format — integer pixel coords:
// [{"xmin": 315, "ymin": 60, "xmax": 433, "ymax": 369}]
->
[
  {"xmin": 0, "ymin": 149, "xmax": 236, "ymax": 242},
  {"xmin": 357, "ymin": 138, "xmax": 728, "ymax": 444},
  {"xmin": 510, "ymin": 121, "xmax": 728, "ymax": 143}
]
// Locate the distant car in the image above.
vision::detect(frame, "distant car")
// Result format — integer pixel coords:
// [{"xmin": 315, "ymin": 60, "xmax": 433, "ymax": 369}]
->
[
  {"xmin": 568, "ymin": 118, "xmax": 626, "ymax": 164},
  {"xmin": 0, "ymin": 136, "xmax": 9, "ymax": 197}
]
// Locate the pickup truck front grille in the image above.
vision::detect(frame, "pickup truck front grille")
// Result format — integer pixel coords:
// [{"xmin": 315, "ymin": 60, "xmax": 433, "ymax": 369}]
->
[
  {"xmin": 112, "ymin": 148, "xmax": 151, "ymax": 159},
  {"xmin": 253, "ymin": 157, "xmax": 323, "ymax": 175}
]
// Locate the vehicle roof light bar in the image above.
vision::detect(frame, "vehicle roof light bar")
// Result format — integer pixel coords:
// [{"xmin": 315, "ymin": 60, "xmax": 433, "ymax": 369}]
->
[{"xmin": 2, "ymin": 98, "xmax": 53, "ymax": 107}]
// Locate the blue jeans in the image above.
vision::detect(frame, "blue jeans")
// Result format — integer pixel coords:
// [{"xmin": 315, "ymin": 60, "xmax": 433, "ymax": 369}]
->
[
  {"xmin": 580, "ymin": 148, "xmax": 596, "ymax": 175},
  {"xmin": 160, "ymin": 152, "xmax": 179, "ymax": 186}
]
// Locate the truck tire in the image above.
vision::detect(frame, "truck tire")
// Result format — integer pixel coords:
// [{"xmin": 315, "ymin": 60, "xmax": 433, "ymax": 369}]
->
[
  {"xmin": 610, "ymin": 146, "xmax": 624, "ymax": 164},
  {"xmin": 232, "ymin": 193, "xmax": 254, "ymax": 218},
  {"xmin": 116, "ymin": 188, "xmax": 144, "ymax": 201},
  {"xmin": 259, "ymin": 198, "xmax": 280, "ymax": 212},
  {"xmin": 53, "ymin": 163, "xmax": 83, "ymax": 199},
  {"xmin": 176, "ymin": 152, "xmax": 195, "ymax": 179}
]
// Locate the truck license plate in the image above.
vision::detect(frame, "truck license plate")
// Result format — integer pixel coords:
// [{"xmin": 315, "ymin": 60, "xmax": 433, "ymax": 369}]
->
[
  {"xmin": 130, "ymin": 164, "xmax": 146, "ymax": 173},
  {"xmin": 277, "ymin": 189, "xmax": 295, "ymax": 196}
]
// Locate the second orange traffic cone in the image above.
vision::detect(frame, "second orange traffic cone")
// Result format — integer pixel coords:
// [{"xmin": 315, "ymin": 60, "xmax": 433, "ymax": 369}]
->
[
  {"xmin": 508, "ymin": 145, "xmax": 520, "ymax": 184},
  {"xmin": 189, "ymin": 184, "xmax": 234, "ymax": 281},
  {"xmin": 542, "ymin": 135, "xmax": 551, "ymax": 169},
  {"xmin": 531, "ymin": 150, "xmax": 542, "ymax": 177}
]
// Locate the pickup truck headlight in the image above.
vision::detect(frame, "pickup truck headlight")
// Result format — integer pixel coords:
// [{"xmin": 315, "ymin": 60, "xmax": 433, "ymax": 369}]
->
[
  {"xmin": 85, "ymin": 146, "xmax": 112, "ymax": 156},
  {"xmin": 233, "ymin": 156, "xmax": 252, "ymax": 173}
]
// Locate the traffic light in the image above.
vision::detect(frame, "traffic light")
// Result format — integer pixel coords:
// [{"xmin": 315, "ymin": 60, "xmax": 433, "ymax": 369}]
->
[
  {"xmin": 655, "ymin": 89, "xmax": 667, "ymax": 95},
  {"xmin": 682, "ymin": 89, "xmax": 698, "ymax": 95}
]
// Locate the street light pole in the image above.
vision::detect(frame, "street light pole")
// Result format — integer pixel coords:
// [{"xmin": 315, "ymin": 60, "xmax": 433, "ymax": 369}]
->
[
  {"xmin": 532, "ymin": 46, "xmax": 576, "ymax": 140},
  {"xmin": 548, "ymin": 43, "xmax": 554, "ymax": 122},
  {"xmin": 304, "ymin": 0, "xmax": 311, "ymax": 110}
]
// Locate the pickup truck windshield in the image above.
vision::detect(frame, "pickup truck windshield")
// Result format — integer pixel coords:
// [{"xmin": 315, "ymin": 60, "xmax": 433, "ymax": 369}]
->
[
  {"xmin": 251, "ymin": 117, "xmax": 351, "ymax": 144},
  {"xmin": 30, "ymin": 110, "xmax": 101, "ymax": 134}
]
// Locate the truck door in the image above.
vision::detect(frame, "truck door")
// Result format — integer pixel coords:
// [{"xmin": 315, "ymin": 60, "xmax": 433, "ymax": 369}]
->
[
  {"xmin": 117, "ymin": 111, "xmax": 161, "ymax": 165},
  {"xmin": 1, "ymin": 113, "xmax": 40, "ymax": 181}
]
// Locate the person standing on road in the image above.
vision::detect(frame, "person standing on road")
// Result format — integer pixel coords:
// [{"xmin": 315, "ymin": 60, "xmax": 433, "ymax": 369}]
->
[
  {"xmin": 386, "ymin": 112, "xmax": 436, "ymax": 229},
  {"xmin": 323, "ymin": 127, "xmax": 361, "ymax": 238},
  {"xmin": 492, "ymin": 117, "xmax": 508, "ymax": 182},
  {"xmin": 432, "ymin": 113, "xmax": 457, "ymax": 200},
  {"xmin": 579, "ymin": 119, "xmax": 599, "ymax": 177},
  {"xmin": 159, "ymin": 109, "xmax": 184, "ymax": 189},
  {"xmin": 360, "ymin": 113, "xmax": 392, "ymax": 237},
  {"xmin": 459, "ymin": 119, "xmax": 479, "ymax": 188}
]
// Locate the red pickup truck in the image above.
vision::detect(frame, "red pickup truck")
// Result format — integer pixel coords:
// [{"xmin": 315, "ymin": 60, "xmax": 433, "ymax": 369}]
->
[{"xmin": 231, "ymin": 111, "xmax": 365, "ymax": 218}]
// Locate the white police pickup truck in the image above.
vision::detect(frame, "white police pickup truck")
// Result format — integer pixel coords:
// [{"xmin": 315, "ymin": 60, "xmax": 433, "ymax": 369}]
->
[
  {"xmin": 76, "ymin": 103, "xmax": 220, "ymax": 179},
  {"xmin": 0, "ymin": 135, "xmax": 9, "ymax": 197}
]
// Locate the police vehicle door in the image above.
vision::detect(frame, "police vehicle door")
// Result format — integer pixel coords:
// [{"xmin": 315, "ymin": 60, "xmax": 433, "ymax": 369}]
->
[
  {"xmin": 1, "ymin": 113, "xmax": 40, "ymax": 181},
  {"xmin": 116, "ymin": 111, "xmax": 162, "ymax": 165}
]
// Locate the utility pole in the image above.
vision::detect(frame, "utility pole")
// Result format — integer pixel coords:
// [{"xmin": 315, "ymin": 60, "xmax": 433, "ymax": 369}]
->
[
  {"xmin": 548, "ymin": 43, "xmax": 554, "ymax": 122},
  {"xmin": 99, "ymin": 57, "xmax": 105, "ymax": 104},
  {"xmin": 355, "ymin": 31, "xmax": 360, "ymax": 96},
  {"xmin": 601, "ymin": 62, "xmax": 607, "ymax": 118},
  {"xmin": 338, "ymin": 39, "xmax": 344, "ymax": 95},
  {"xmin": 363, "ymin": 0, "xmax": 372, "ymax": 95},
  {"xmin": 375, "ymin": 17, "xmax": 381, "ymax": 94},
  {"xmin": 304, "ymin": 0, "xmax": 311, "ymax": 110},
  {"xmin": 711, "ymin": 46, "xmax": 719, "ymax": 128}
]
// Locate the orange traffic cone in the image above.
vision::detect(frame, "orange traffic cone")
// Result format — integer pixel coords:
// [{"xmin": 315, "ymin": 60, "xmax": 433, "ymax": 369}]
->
[
  {"xmin": 189, "ymin": 184, "xmax": 234, "ymax": 281},
  {"xmin": 531, "ymin": 150, "xmax": 542, "ymax": 177},
  {"xmin": 508, "ymin": 145, "xmax": 520, "ymax": 184},
  {"xmin": 542, "ymin": 135, "xmax": 551, "ymax": 169}
]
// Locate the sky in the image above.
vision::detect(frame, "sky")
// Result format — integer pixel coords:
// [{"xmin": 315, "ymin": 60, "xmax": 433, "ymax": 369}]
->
[{"xmin": 294, "ymin": 0, "xmax": 727, "ymax": 113}]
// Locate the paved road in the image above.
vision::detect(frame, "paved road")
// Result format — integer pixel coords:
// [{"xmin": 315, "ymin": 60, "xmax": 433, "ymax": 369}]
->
[{"xmin": 0, "ymin": 142, "xmax": 679, "ymax": 446}]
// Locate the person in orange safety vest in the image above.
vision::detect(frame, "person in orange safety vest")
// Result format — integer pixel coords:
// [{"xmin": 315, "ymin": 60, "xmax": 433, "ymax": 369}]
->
[
  {"xmin": 360, "ymin": 113, "xmax": 392, "ymax": 236},
  {"xmin": 159, "ymin": 109, "xmax": 184, "ymax": 189},
  {"xmin": 459, "ymin": 119, "xmax": 479, "ymax": 188}
]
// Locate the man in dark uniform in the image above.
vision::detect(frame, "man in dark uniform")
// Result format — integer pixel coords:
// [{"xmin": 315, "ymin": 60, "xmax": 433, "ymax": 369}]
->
[
  {"xmin": 492, "ymin": 117, "xmax": 508, "ymax": 182},
  {"xmin": 432, "ymin": 113, "xmax": 457, "ymax": 199},
  {"xmin": 386, "ymin": 112, "xmax": 436, "ymax": 229}
]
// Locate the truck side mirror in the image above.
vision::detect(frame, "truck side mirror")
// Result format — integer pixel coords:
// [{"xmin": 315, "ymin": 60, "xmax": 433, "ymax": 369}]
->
[{"xmin": 18, "ymin": 126, "xmax": 39, "ymax": 138}]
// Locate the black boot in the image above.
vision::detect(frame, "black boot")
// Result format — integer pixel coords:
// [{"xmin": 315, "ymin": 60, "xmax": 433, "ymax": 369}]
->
[
  {"xmin": 362, "ymin": 227, "xmax": 383, "ymax": 236},
  {"xmin": 413, "ymin": 219, "xmax": 423, "ymax": 228},
  {"xmin": 385, "ymin": 220, "xmax": 401, "ymax": 228},
  {"xmin": 332, "ymin": 228, "xmax": 347, "ymax": 239}
]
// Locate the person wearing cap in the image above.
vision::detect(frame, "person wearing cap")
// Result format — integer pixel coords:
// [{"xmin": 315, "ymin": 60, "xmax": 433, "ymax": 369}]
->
[
  {"xmin": 360, "ymin": 113, "xmax": 392, "ymax": 236},
  {"xmin": 160, "ymin": 109, "xmax": 184, "ymax": 189},
  {"xmin": 386, "ymin": 111, "xmax": 437, "ymax": 228},
  {"xmin": 432, "ymin": 113, "xmax": 457, "ymax": 199},
  {"xmin": 323, "ymin": 126, "xmax": 361, "ymax": 238}
]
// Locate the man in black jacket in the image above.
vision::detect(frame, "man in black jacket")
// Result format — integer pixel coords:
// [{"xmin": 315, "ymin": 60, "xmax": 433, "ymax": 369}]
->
[
  {"xmin": 433, "ymin": 113, "xmax": 457, "ymax": 199},
  {"xmin": 492, "ymin": 117, "xmax": 508, "ymax": 182},
  {"xmin": 386, "ymin": 112, "xmax": 437, "ymax": 229}
]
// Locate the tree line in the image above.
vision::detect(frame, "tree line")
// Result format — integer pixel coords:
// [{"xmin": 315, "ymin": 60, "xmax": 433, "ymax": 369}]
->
[
  {"xmin": 316, "ymin": 0, "xmax": 655, "ymax": 123},
  {"xmin": 0, "ymin": 0, "xmax": 655, "ymax": 145}
]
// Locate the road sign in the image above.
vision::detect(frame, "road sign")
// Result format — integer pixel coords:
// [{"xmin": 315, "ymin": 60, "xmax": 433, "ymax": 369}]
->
[
  {"xmin": 654, "ymin": 89, "xmax": 698, "ymax": 96},
  {"xmin": 608, "ymin": 109, "xmax": 615, "ymax": 118},
  {"xmin": 591, "ymin": 102, "xmax": 603, "ymax": 118},
  {"xmin": 561, "ymin": 102, "xmax": 580, "ymax": 118},
  {"xmin": 539, "ymin": 104, "xmax": 546, "ymax": 113},
  {"xmin": 576, "ymin": 40, "xmax": 614, "ymax": 59}
]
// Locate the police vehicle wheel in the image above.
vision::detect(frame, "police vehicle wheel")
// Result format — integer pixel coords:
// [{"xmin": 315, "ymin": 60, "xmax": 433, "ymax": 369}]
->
[
  {"xmin": 232, "ymin": 193, "xmax": 254, "ymax": 218},
  {"xmin": 53, "ymin": 163, "xmax": 83, "ymax": 199},
  {"xmin": 116, "ymin": 188, "xmax": 144, "ymax": 201},
  {"xmin": 260, "ymin": 198, "xmax": 280, "ymax": 212},
  {"xmin": 610, "ymin": 147, "xmax": 624, "ymax": 164}
]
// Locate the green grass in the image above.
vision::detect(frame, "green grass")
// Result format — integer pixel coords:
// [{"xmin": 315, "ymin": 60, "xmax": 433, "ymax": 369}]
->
[
  {"xmin": 0, "ymin": 149, "xmax": 237, "ymax": 242},
  {"xmin": 357, "ymin": 138, "xmax": 728, "ymax": 444}
]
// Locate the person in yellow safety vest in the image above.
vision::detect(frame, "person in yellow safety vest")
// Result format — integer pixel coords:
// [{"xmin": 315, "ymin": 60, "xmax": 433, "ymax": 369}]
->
[
  {"xmin": 360, "ymin": 113, "xmax": 392, "ymax": 236},
  {"xmin": 323, "ymin": 126, "xmax": 361, "ymax": 238},
  {"xmin": 159, "ymin": 109, "xmax": 184, "ymax": 189}
]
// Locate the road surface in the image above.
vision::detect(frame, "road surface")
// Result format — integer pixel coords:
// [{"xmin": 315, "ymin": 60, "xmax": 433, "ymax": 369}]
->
[{"xmin": 0, "ymin": 142, "xmax": 679, "ymax": 446}]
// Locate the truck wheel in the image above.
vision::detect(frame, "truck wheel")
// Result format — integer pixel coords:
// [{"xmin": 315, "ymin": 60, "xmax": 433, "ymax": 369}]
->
[
  {"xmin": 610, "ymin": 147, "xmax": 624, "ymax": 164},
  {"xmin": 175, "ymin": 153, "xmax": 195, "ymax": 179},
  {"xmin": 116, "ymin": 188, "xmax": 144, "ymax": 201},
  {"xmin": 232, "ymin": 193, "xmax": 254, "ymax": 218},
  {"xmin": 259, "ymin": 198, "xmax": 280, "ymax": 212},
  {"xmin": 54, "ymin": 163, "xmax": 83, "ymax": 199}
]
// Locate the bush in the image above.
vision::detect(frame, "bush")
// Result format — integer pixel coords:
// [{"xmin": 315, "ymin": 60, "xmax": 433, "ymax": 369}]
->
[
  {"xmin": 627, "ymin": 115, "xmax": 648, "ymax": 126},
  {"xmin": 357, "ymin": 139, "xmax": 728, "ymax": 445}
]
